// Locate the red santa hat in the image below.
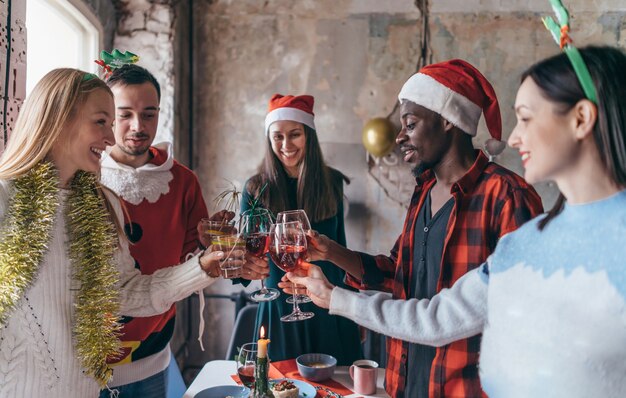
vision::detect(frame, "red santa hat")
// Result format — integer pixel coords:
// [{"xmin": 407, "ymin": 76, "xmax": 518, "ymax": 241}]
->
[
  {"xmin": 265, "ymin": 94, "xmax": 316, "ymax": 134},
  {"xmin": 398, "ymin": 59, "xmax": 506, "ymax": 156}
]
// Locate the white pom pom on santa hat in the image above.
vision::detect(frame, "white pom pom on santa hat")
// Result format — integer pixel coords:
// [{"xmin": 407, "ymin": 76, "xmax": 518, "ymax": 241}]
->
[{"xmin": 398, "ymin": 59, "xmax": 505, "ymax": 156}]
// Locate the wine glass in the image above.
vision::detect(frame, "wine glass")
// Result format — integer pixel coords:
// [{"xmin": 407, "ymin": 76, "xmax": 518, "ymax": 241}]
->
[
  {"xmin": 276, "ymin": 210, "xmax": 312, "ymax": 304},
  {"xmin": 236, "ymin": 343, "xmax": 257, "ymax": 388},
  {"xmin": 240, "ymin": 209, "xmax": 279, "ymax": 302},
  {"xmin": 269, "ymin": 222, "xmax": 314, "ymax": 322},
  {"xmin": 276, "ymin": 209, "xmax": 312, "ymax": 230}
]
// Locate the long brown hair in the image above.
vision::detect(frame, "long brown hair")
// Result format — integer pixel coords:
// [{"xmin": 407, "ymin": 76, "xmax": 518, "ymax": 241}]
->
[
  {"xmin": 247, "ymin": 125, "xmax": 349, "ymax": 223},
  {"xmin": 521, "ymin": 46, "xmax": 626, "ymax": 230}
]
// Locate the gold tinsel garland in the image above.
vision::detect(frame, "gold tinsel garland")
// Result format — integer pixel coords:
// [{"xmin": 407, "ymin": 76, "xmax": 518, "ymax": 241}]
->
[
  {"xmin": 66, "ymin": 171, "xmax": 122, "ymax": 387},
  {"xmin": 0, "ymin": 163, "xmax": 122, "ymax": 387},
  {"xmin": 0, "ymin": 162, "xmax": 58, "ymax": 324}
]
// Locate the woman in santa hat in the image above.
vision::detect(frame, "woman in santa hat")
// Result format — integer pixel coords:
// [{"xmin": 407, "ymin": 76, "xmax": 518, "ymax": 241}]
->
[{"xmin": 241, "ymin": 93, "xmax": 362, "ymax": 365}]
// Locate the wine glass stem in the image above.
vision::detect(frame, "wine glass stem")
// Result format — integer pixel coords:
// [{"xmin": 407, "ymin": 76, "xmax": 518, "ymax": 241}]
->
[
  {"xmin": 291, "ymin": 282, "xmax": 302, "ymax": 314},
  {"xmin": 259, "ymin": 278, "xmax": 268, "ymax": 294}
]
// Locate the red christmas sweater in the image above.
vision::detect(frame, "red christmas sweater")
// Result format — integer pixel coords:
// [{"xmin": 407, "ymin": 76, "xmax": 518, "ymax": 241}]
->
[{"xmin": 100, "ymin": 143, "xmax": 208, "ymax": 368}]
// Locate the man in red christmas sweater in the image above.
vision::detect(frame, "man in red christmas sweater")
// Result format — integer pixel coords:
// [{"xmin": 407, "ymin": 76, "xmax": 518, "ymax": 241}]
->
[{"xmin": 98, "ymin": 64, "xmax": 228, "ymax": 397}]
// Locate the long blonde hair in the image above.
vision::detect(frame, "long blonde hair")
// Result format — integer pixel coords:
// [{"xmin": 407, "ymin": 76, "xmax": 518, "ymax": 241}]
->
[
  {"xmin": 0, "ymin": 68, "xmax": 112, "ymax": 178},
  {"xmin": 0, "ymin": 68, "xmax": 125, "ymax": 234}
]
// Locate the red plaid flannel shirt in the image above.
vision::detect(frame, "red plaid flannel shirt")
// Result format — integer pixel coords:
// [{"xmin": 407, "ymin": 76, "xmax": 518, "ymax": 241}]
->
[{"xmin": 346, "ymin": 151, "xmax": 543, "ymax": 398}]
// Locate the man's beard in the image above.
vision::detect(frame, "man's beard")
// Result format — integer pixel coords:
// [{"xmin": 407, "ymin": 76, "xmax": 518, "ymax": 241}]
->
[
  {"xmin": 411, "ymin": 162, "xmax": 432, "ymax": 178},
  {"xmin": 120, "ymin": 144, "xmax": 150, "ymax": 157},
  {"xmin": 119, "ymin": 133, "xmax": 152, "ymax": 156}
]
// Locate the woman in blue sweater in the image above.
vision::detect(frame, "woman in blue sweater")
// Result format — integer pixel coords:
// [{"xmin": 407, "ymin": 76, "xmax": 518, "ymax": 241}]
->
[
  {"xmin": 241, "ymin": 93, "xmax": 361, "ymax": 365},
  {"xmin": 289, "ymin": 45, "xmax": 626, "ymax": 398}
]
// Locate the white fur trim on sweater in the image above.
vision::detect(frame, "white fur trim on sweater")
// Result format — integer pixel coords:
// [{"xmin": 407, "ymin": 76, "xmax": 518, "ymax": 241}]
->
[
  {"xmin": 265, "ymin": 108, "xmax": 315, "ymax": 134},
  {"xmin": 100, "ymin": 142, "xmax": 174, "ymax": 205},
  {"xmin": 398, "ymin": 73, "xmax": 482, "ymax": 137}
]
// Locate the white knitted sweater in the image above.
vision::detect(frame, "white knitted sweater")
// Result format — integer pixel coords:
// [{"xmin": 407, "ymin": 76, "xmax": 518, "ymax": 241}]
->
[{"xmin": 0, "ymin": 180, "xmax": 216, "ymax": 397}]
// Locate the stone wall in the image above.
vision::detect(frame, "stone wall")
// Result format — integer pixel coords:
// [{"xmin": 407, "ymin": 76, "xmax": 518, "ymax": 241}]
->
[
  {"xmin": 0, "ymin": 0, "xmax": 27, "ymax": 151},
  {"xmin": 113, "ymin": 0, "xmax": 177, "ymax": 148},
  {"xmin": 187, "ymin": 0, "xmax": 626, "ymax": 369}
]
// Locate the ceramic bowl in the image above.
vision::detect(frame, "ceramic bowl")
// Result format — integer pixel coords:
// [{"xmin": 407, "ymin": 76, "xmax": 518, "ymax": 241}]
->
[{"xmin": 296, "ymin": 353, "xmax": 337, "ymax": 382}]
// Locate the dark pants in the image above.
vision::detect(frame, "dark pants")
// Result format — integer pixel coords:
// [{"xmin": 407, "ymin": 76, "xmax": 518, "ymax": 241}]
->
[{"xmin": 99, "ymin": 368, "xmax": 168, "ymax": 398}]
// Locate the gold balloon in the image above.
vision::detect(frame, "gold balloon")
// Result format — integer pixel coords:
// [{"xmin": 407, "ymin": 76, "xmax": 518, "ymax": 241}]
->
[{"xmin": 362, "ymin": 117, "xmax": 396, "ymax": 157}]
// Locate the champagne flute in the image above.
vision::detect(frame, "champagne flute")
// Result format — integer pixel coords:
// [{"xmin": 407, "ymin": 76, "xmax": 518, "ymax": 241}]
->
[
  {"xmin": 236, "ymin": 342, "xmax": 257, "ymax": 388},
  {"xmin": 240, "ymin": 209, "xmax": 279, "ymax": 302},
  {"xmin": 269, "ymin": 222, "xmax": 314, "ymax": 322},
  {"xmin": 276, "ymin": 210, "xmax": 312, "ymax": 304}
]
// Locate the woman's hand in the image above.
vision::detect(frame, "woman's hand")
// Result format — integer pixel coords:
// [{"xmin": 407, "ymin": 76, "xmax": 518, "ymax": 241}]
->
[
  {"xmin": 240, "ymin": 253, "xmax": 270, "ymax": 280},
  {"xmin": 305, "ymin": 230, "xmax": 332, "ymax": 262},
  {"xmin": 198, "ymin": 248, "xmax": 227, "ymax": 278},
  {"xmin": 279, "ymin": 263, "xmax": 335, "ymax": 309}
]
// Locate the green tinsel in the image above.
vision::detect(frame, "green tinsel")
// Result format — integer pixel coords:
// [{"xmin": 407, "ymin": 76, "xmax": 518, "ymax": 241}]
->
[
  {"xmin": 0, "ymin": 163, "xmax": 122, "ymax": 388},
  {"xmin": 66, "ymin": 171, "xmax": 122, "ymax": 387}
]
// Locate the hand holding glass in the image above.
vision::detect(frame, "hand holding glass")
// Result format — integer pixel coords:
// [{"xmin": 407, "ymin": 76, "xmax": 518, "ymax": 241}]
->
[
  {"xmin": 199, "ymin": 218, "xmax": 236, "ymax": 249},
  {"xmin": 269, "ymin": 222, "xmax": 314, "ymax": 322},
  {"xmin": 276, "ymin": 210, "xmax": 312, "ymax": 304},
  {"xmin": 240, "ymin": 209, "xmax": 279, "ymax": 302}
]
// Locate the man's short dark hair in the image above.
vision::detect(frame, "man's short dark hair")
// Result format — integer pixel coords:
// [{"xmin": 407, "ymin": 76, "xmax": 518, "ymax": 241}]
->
[{"xmin": 107, "ymin": 64, "xmax": 161, "ymax": 100}]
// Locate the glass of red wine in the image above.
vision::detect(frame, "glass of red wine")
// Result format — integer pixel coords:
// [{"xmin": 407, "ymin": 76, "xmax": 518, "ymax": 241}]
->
[
  {"xmin": 240, "ymin": 209, "xmax": 279, "ymax": 302},
  {"xmin": 236, "ymin": 342, "xmax": 257, "ymax": 388},
  {"xmin": 269, "ymin": 221, "xmax": 314, "ymax": 322},
  {"xmin": 275, "ymin": 210, "xmax": 312, "ymax": 304}
]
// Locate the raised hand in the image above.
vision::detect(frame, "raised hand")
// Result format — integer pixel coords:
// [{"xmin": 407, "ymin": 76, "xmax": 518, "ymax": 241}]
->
[
  {"xmin": 305, "ymin": 230, "xmax": 331, "ymax": 262},
  {"xmin": 197, "ymin": 210, "xmax": 237, "ymax": 249},
  {"xmin": 240, "ymin": 252, "xmax": 270, "ymax": 281},
  {"xmin": 209, "ymin": 209, "xmax": 236, "ymax": 224},
  {"xmin": 198, "ymin": 248, "xmax": 226, "ymax": 278},
  {"xmin": 281, "ymin": 263, "xmax": 335, "ymax": 309}
]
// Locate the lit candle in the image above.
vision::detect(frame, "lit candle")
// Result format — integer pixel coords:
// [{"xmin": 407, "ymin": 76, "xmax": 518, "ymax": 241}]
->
[{"xmin": 258, "ymin": 325, "xmax": 270, "ymax": 358}]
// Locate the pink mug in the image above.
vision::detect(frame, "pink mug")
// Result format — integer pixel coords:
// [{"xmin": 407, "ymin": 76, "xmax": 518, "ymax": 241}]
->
[{"xmin": 349, "ymin": 359, "xmax": 378, "ymax": 395}]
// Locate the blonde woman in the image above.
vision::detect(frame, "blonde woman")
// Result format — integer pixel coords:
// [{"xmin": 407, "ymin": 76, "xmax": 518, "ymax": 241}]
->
[{"xmin": 0, "ymin": 69, "xmax": 241, "ymax": 397}]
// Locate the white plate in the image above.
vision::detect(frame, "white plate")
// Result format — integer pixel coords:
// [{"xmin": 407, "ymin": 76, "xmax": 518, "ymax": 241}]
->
[
  {"xmin": 195, "ymin": 385, "xmax": 250, "ymax": 398},
  {"xmin": 271, "ymin": 378, "xmax": 317, "ymax": 398}
]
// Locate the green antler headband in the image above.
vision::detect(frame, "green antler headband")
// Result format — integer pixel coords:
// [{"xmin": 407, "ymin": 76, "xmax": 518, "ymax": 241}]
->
[
  {"xmin": 542, "ymin": 0, "xmax": 597, "ymax": 104},
  {"xmin": 94, "ymin": 49, "xmax": 140, "ymax": 80}
]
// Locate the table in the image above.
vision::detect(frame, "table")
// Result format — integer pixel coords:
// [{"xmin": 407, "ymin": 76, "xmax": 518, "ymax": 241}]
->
[{"xmin": 184, "ymin": 360, "xmax": 390, "ymax": 398}]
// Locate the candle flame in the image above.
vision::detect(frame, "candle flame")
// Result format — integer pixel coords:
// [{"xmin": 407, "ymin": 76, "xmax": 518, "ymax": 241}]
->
[{"xmin": 260, "ymin": 325, "xmax": 266, "ymax": 339}]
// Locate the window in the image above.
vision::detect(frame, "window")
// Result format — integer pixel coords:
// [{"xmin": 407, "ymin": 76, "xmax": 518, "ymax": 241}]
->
[{"xmin": 26, "ymin": 0, "xmax": 101, "ymax": 95}]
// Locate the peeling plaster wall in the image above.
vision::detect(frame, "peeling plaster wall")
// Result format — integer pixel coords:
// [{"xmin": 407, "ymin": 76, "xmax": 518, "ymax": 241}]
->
[
  {"xmin": 1, "ymin": 0, "xmax": 27, "ymax": 151},
  {"xmin": 187, "ymin": 1, "xmax": 421, "ymax": 370},
  {"xmin": 113, "ymin": 0, "xmax": 176, "ymax": 146},
  {"xmin": 188, "ymin": 0, "xmax": 626, "ymax": 368}
]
